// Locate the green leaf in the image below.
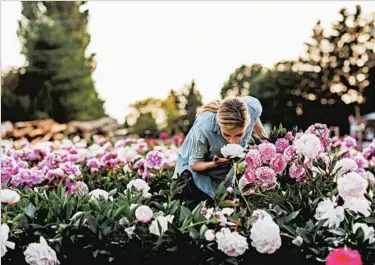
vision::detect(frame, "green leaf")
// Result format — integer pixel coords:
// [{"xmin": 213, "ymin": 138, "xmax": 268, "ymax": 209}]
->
[
  {"xmin": 113, "ymin": 205, "xmax": 127, "ymax": 219},
  {"xmin": 199, "ymin": 224, "xmax": 208, "ymax": 237},
  {"xmin": 179, "ymin": 206, "xmax": 191, "ymax": 223},
  {"xmin": 188, "ymin": 227, "xmax": 199, "ymax": 239},
  {"xmin": 25, "ymin": 203, "xmax": 36, "ymax": 218}
]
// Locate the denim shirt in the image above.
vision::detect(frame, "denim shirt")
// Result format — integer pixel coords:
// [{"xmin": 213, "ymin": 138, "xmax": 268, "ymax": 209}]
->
[{"xmin": 172, "ymin": 96, "xmax": 263, "ymax": 197}]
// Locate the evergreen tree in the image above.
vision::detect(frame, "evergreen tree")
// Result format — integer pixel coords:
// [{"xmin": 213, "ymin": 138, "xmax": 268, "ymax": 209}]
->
[{"xmin": 7, "ymin": 1, "xmax": 106, "ymax": 122}]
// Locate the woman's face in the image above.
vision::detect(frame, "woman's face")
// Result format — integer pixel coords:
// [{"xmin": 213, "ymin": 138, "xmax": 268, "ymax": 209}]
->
[{"xmin": 220, "ymin": 126, "xmax": 247, "ymax": 144}]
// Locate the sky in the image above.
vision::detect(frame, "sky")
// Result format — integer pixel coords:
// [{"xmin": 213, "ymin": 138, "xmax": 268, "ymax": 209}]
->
[{"xmin": 1, "ymin": 1, "xmax": 374, "ymax": 123}]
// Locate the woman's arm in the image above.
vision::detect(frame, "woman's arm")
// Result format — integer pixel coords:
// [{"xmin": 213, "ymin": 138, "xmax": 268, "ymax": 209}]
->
[{"xmin": 253, "ymin": 118, "xmax": 268, "ymax": 138}]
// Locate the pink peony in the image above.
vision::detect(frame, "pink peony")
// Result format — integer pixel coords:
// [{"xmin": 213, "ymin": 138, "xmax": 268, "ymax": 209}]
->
[
  {"xmin": 87, "ymin": 158, "xmax": 100, "ymax": 173},
  {"xmin": 258, "ymin": 142, "xmax": 276, "ymax": 164},
  {"xmin": 135, "ymin": 205, "xmax": 153, "ymax": 223},
  {"xmin": 255, "ymin": 167, "xmax": 276, "ymax": 181},
  {"xmin": 245, "ymin": 149, "xmax": 262, "ymax": 170},
  {"xmin": 283, "ymin": 145, "xmax": 296, "ymax": 162},
  {"xmin": 244, "ymin": 168, "xmax": 257, "ymax": 182},
  {"xmin": 289, "ymin": 163, "xmax": 306, "ymax": 179},
  {"xmin": 326, "ymin": 248, "xmax": 362, "ymax": 265},
  {"xmin": 145, "ymin": 150, "xmax": 164, "ymax": 169},
  {"xmin": 275, "ymin": 138, "xmax": 290, "ymax": 153},
  {"xmin": 269, "ymin": 154, "xmax": 287, "ymax": 174},
  {"xmin": 342, "ymin": 136, "xmax": 357, "ymax": 150},
  {"xmin": 285, "ymin": 132, "xmax": 295, "ymax": 141}
]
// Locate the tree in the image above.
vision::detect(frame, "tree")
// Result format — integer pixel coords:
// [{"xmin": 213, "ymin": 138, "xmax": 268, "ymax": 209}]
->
[
  {"xmin": 131, "ymin": 112, "xmax": 159, "ymax": 138},
  {"xmin": 292, "ymin": 5, "xmax": 375, "ymax": 132},
  {"xmin": 10, "ymin": 1, "xmax": 105, "ymax": 122},
  {"xmin": 220, "ymin": 64, "xmax": 265, "ymax": 99},
  {"xmin": 1, "ymin": 68, "xmax": 31, "ymax": 122},
  {"xmin": 251, "ymin": 61, "xmax": 305, "ymax": 129},
  {"xmin": 162, "ymin": 90, "xmax": 183, "ymax": 135},
  {"xmin": 181, "ymin": 80, "xmax": 203, "ymax": 134}
]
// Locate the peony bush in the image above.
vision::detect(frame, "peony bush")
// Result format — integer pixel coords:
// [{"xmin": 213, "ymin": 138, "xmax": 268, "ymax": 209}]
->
[{"xmin": 1, "ymin": 126, "xmax": 374, "ymax": 265}]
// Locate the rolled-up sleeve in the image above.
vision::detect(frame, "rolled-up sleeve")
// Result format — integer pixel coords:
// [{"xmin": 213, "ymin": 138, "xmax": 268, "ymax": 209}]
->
[{"xmin": 189, "ymin": 129, "xmax": 209, "ymax": 166}]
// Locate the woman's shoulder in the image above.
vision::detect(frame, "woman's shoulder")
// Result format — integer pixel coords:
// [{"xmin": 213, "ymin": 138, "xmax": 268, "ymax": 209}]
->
[
  {"xmin": 242, "ymin": 96, "xmax": 262, "ymax": 118},
  {"xmin": 194, "ymin": 111, "xmax": 217, "ymax": 133}
]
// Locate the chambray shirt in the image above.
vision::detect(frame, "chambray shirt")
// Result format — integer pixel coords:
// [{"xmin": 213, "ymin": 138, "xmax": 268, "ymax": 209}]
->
[{"xmin": 172, "ymin": 96, "xmax": 263, "ymax": 197}]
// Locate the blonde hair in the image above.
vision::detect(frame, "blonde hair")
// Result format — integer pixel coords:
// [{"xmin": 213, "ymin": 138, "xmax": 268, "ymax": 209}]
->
[{"xmin": 198, "ymin": 98, "xmax": 250, "ymax": 130}]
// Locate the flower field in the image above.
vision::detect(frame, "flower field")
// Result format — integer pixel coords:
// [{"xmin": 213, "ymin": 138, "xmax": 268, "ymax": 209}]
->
[{"xmin": 1, "ymin": 124, "xmax": 375, "ymax": 265}]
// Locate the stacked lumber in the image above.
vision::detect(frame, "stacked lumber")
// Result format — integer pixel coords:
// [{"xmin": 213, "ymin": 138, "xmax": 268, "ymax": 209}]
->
[{"xmin": 1, "ymin": 117, "xmax": 127, "ymax": 144}]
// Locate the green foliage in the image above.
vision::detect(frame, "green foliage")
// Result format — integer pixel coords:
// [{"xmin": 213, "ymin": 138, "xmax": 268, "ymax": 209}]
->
[{"xmin": 1, "ymin": 1, "xmax": 105, "ymax": 123}]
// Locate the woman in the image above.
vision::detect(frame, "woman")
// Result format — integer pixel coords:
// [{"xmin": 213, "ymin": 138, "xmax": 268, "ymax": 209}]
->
[{"xmin": 173, "ymin": 96, "xmax": 267, "ymax": 207}]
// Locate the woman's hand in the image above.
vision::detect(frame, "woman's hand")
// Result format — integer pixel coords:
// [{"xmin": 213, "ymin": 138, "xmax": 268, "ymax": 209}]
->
[
  {"xmin": 191, "ymin": 156, "xmax": 232, "ymax": 172},
  {"xmin": 213, "ymin": 155, "xmax": 232, "ymax": 166}
]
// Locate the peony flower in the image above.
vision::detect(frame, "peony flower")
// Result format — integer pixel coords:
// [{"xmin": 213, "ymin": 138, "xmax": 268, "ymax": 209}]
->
[
  {"xmin": 314, "ymin": 199, "xmax": 344, "ymax": 228},
  {"xmin": 289, "ymin": 163, "xmax": 306, "ymax": 180},
  {"xmin": 275, "ymin": 138, "xmax": 290, "ymax": 153},
  {"xmin": 135, "ymin": 205, "xmax": 153, "ymax": 223},
  {"xmin": 221, "ymin": 144, "xmax": 245, "ymax": 159},
  {"xmin": 250, "ymin": 218, "xmax": 281, "ymax": 254},
  {"xmin": 343, "ymin": 197, "xmax": 371, "ymax": 217},
  {"xmin": 251, "ymin": 209, "xmax": 273, "ymax": 221},
  {"xmin": 342, "ymin": 136, "xmax": 358, "ymax": 149},
  {"xmin": 255, "ymin": 167, "xmax": 278, "ymax": 191},
  {"xmin": 255, "ymin": 167, "xmax": 276, "ymax": 181},
  {"xmin": 24, "ymin": 236, "xmax": 59, "ymax": 265},
  {"xmin": 204, "ymin": 229, "xmax": 215, "ymax": 241},
  {"xmin": 68, "ymin": 181, "xmax": 88, "ymax": 196},
  {"xmin": 145, "ymin": 150, "xmax": 164, "ymax": 169},
  {"xmin": 258, "ymin": 142, "xmax": 276, "ymax": 163},
  {"xmin": 334, "ymin": 158, "xmax": 358, "ymax": 176},
  {"xmin": 326, "ymin": 248, "xmax": 362, "ymax": 265},
  {"xmin": 216, "ymin": 227, "xmax": 248, "ymax": 257},
  {"xmin": 126, "ymin": 179, "xmax": 151, "ymax": 198},
  {"xmin": 283, "ymin": 145, "xmax": 297, "ymax": 162},
  {"xmin": 0, "ymin": 224, "xmax": 15, "ymax": 258},
  {"xmin": 294, "ymin": 133, "xmax": 322, "ymax": 159},
  {"xmin": 0, "ymin": 189, "xmax": 20, "ymax": 204},
  {"xmin": 354, "ymin": 155, "xmax": 369, "ymax": 169},
  {"xmin": 11, "ymin": 168, "xmax": 44, "ymax": 188},
  {"xmin": 337, "ymin": 172, "xmax": 367, "ymax": 200},
  {"xmin": 245, "ymin": 149, "xmax": 262, "ymax": 169},
  {"xmin": 269, "ymin": 153, "xmax": 287, "ymax": 174},
  {"xmin": 89, "ymin": 189, "xmax": 109, "ymax": 200},
  {"xmin": 285, "ymin": 132, "xmax": 295, "ymax": 141},
  {"xmin": 149, "ymin": 214, "xmax": 174, "ymax": 236}
]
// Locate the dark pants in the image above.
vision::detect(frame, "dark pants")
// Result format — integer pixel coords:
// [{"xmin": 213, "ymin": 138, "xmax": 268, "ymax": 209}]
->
[{"xmin": 177, "ymin": 170, "xmax": 214, "ymax": 210}]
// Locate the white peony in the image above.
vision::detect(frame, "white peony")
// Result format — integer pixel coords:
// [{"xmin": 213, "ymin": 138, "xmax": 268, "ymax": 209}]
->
[
  {"xmin": 149, "ymin": 214, "xmax": 174, "ymax": 236},
  {"xmin": 294, "ymin": 133, "xmax": 321, "ymax": 159},
  {"xmin": 127, "ymin": 179, "xmax": 151, "ymax": 198},
  {"xmin": 314, "ymin": 199, "xmax": 344, "ymax": 228},
  {"xmin": 250, "ymin": 218, "xmax": 281, "ymax": 254},
  {"xmin": 89, "ymin": 189, "xmax": 109, "ymax": 200},
  {"xmin": 0, "ymin": 224, "xmax": 15, "ymax": 258},
  {"xmin": 1, "ymin": 189, "xmax": 20, "ymax": 204},
  {"xmin": 334, "ymin": 158, "xmax": 358, "ymax": 175},
  {"xmin": 24, "ymin": 236, "xmax": 59, "ymax": 265},
  {"xmin": 204, "ymin": 229, "xmax": 216, "ymax": 241},
  {"xmin": 252, "ymin": 209, "xmax": 273, "ymax": 221},
  {"xmin": 353, "ymin": 223, "xmax": 375, "ymax": 243},
  {"xmin": 135, "ymin": 205, "xmax": 153, "ymax": 223},
  {"xmin": 221, "ymin": 144, "xmax": 245, "ymax": 159},
  {"xmin": 221, "ymin": 208, "xmax": 235, "ymax": 216},
  {"xmin": 216, "ymin": 228, "xmax": 248, "ymax": 257},
  {"xmin": 343, "ymin": 197, "xmax": 371, "ymax": 217},
  {"xmin": 337, "ymin": 172, "xmax": 367, "ymax": 200}
]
